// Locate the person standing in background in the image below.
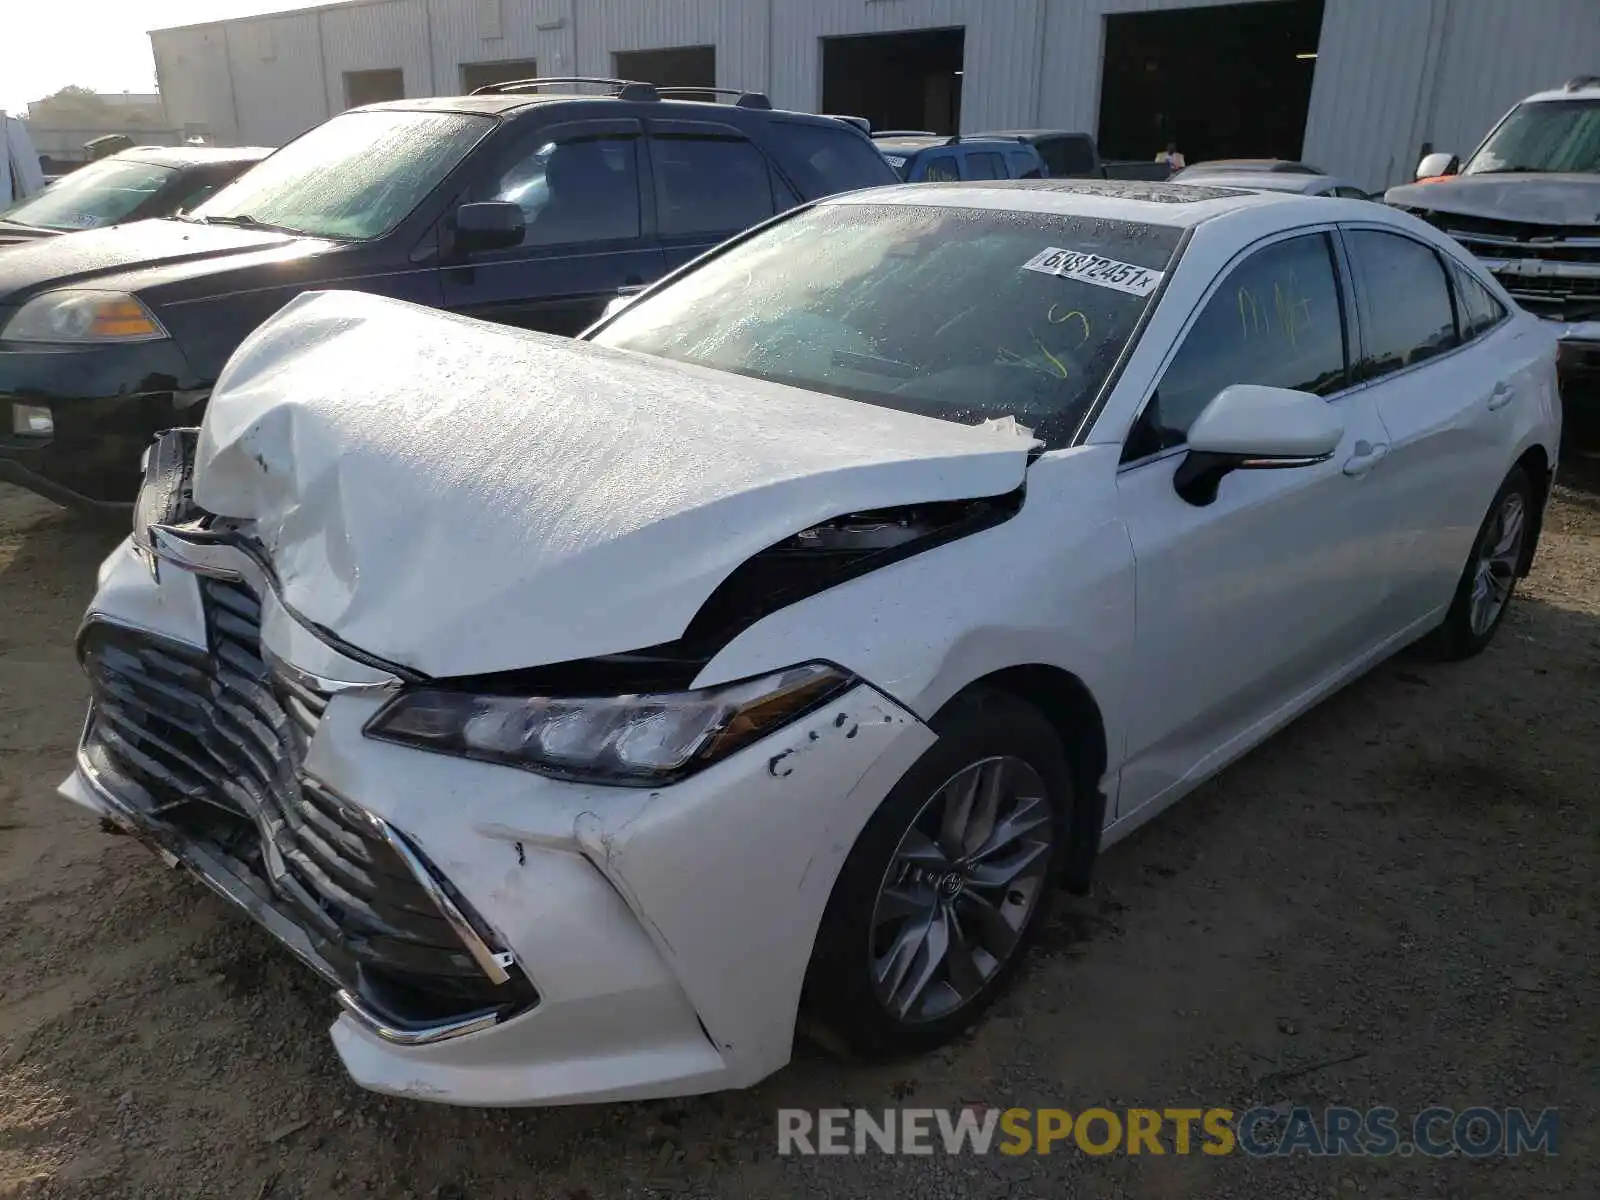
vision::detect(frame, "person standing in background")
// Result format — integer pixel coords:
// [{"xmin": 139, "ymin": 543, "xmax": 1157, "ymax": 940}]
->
[{"xmin": 1156, "ymin": 142, "xmax": 1186, "ymax": 172}]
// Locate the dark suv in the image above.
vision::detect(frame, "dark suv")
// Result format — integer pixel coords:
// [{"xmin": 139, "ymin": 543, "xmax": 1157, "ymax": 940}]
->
[
  {"xmin": 0, "ymin": 78, "xmax": 897, "ymax": 508},
  {"xmin": 870, "ymin": 133, "xmax": 1046, "ymax": 182}
]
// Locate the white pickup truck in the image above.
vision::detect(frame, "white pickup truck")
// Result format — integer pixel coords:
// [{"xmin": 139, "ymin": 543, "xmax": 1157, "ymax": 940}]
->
[{"xmin": 1385, "ymin": 75, "xmax": 1600, "ymax": 401}]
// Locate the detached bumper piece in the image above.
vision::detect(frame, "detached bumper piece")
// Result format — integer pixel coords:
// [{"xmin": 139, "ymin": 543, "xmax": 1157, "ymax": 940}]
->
[{"xmin": 77, "ymin": 577, "xmax": 538, "ymax": 1043}]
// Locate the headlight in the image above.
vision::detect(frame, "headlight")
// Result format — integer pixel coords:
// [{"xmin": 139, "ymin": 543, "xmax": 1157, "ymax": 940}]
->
[
  {"xmin": 1, "ymin": 290, "xmax": 168, "ymax": 344},
  {"xmin": 10, "ymin": 403, "xmax": 53, "ymax": 436},
  {"xmin": 364, "ymin": 662, "xmax": 852, "ymax": 785}
]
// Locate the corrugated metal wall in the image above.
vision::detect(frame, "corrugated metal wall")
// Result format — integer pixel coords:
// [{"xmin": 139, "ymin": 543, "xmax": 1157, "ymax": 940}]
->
[
  {"xmin": 1303, "ymin": 0, "xmax": 1600, "ymax": 190},
  {"xmin": 1425, "ymin": 0, "xmax": 1600, "ymax": 163},
  {"xmin": 224, "ymin": 13, "xmax": 330, "ymax": 145},
  {"xmin": 152, "ymin": 0, "xmax": 1597, "ymax": 191}
]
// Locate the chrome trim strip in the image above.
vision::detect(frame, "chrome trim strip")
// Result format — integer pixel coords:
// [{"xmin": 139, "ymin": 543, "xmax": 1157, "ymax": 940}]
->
[
  {"xmin": 335, "ymin": 991, "xmax": 501, "ymax": 1045},
  {"xmin": 260, "ymin": 643, "xmax": 398, "ymax": 697},
  {"xmin": 345, "ymin": 798, "xmax": 515, "ymax": 986}
]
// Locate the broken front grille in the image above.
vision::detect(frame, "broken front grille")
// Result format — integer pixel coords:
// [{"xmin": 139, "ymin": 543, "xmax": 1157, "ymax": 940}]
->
[
  {"xmin": 1417, "ymin": 210, "xmax": 1600, "ymax": 321},
  {"xmin": 80, "ymin": 577, "xmax": 537, "ymax": 1028},
  {"xmin": 1493, "ymin": 272, "xmax": 1600, "ymax": 322}
]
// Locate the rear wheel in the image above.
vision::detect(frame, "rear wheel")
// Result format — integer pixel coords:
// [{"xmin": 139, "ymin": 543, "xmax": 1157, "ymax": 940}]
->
[
  {"xmin": 803, "ymin": 690, "xmax": 1071, "ymax": 1057},
  {"xmin": 1427, "ymin": 467, "xmax": 1534, "ymax": 660}
]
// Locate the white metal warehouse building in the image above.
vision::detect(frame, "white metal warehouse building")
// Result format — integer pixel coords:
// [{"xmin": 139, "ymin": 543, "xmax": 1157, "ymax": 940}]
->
[{"xmin": 152, "ymin": 0, "xmax": 1600, "ymax": 191}]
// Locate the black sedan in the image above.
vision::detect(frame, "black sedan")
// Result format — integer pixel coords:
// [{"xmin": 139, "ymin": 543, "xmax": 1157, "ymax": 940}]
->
[{"xmin": 0, "ymin": 146, "xmax": 271, "ymax": 249}]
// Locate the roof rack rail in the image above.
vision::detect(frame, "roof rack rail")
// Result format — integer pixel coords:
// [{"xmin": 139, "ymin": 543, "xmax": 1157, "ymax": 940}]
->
[
  {"xmin": 1563, "ymin": 74, "xmax": 1600, "ymax": 91},
  {"xmin": 654, "ymin": 86, "xmax": 772, "ymax": 109},
  {"xmin": 470, "ymin": 76, "xmax": 659, "ymax": 101},
  {"xmin": 871, "ymin": 130, "xmax": 939, "ymax": 139}
]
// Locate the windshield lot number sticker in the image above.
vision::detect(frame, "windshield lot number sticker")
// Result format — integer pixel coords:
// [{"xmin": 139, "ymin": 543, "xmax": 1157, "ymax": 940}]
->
[{"xmin": 1023, "ymin": 248, "xmax": 1163, "ymax": 296}]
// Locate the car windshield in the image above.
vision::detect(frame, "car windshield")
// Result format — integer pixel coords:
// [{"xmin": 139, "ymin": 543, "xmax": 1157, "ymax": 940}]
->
[
  {"xmin": 1464, "ymin": 99, "xmax": 1600, "ymax": 175},
  {"xmin": 1, "ymin": 158, "xmax": 176, "ymax": 231},
  {"xmin": 188, "ymin": 110, "xmax": 493, "ymax": 239},
  {"xmin": 590, "ymin": 201, "xmax": 1183, "ymax": 447}
]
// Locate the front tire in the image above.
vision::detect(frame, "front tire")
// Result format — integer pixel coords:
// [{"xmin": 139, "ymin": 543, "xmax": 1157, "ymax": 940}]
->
[
  {"xmin": 802, "ymin": 689, "xmax": 1072, "ymax": 1057},
  {"xmin": 1427, "ymin": 467, "xmax": 1535, "ymax": 661}
]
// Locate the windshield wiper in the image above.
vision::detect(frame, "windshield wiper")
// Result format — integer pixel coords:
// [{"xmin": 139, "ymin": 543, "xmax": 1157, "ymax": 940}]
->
[
  {"xmin": 1467, "ymin": 166, "xmax": 1554, "ymax": 175},
  {"xmin": 187, "ymin": 212, "xmax": 300, "ymax": 234}
]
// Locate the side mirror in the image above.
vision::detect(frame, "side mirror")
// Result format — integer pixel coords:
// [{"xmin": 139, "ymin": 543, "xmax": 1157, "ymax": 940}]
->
[
  {"xmin": 1174, "ymin": 384, "xmax": 1344, "ymax": 507},
  {"xmin": 455, "ymin": 201, "xmax": 525, "ymax": 254},
  {"xmin": 1415, "ymin": 151, "xmax": 1459, "ymax": 180}
]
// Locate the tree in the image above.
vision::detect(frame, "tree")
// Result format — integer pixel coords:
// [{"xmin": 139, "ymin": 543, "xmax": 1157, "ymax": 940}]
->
[{"xmin": 30, "ymin": 86, "xmax": 114, "ymax": 128}]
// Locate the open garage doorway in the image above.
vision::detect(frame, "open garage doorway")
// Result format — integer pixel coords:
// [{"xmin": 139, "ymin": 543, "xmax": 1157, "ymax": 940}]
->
[
  {"xmin": 1098, "ymin": 0, "xmax": 1324, "ymax": 164},
  {"xmin": 613, "ymin": 46, "xmax": 716, "ymax": 91},
  {"xmin": 821, "ymin": 28, "xmax": 964, "ymax": 136}
]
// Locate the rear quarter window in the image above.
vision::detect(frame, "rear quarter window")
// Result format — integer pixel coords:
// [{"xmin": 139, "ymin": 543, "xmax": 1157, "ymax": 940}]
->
[{"xmin": 772, "ymin": 120, "xmax": 901, "ymax": 197}]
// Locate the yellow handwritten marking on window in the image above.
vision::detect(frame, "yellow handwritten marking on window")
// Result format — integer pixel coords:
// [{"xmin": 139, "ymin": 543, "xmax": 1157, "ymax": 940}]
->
[
  {"xmin": 1236, "ymin": 268, "xmax": 1315, "ymax": 350},
  {"xmin": 1047, "ymin": 305, "xmax": 1093, "ymax": 348},
  {"xmin": 1033, "ymin": 335, "xmax": 1070, "ymax": 379}
]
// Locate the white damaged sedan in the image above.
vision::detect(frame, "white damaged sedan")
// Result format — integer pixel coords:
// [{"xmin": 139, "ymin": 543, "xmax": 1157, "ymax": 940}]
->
[{"xmin": 62, "ymin": 180, "xmax": 1561, "ymax": 1107}]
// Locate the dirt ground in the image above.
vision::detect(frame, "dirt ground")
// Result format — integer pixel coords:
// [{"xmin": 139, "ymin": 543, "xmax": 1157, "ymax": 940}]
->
[{"xmin": 1, "ymin": 452, "xmax": 1597, "ymax": 1200}]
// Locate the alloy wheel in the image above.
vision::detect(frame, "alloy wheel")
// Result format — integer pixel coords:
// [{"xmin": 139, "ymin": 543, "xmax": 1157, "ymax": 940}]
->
[
  {"xmin": 868, "ymin": 755, "xmax": 1055, "ymax": 1023},
  {"xmin": 1468, "ymin": 490, "xmax": 1526, "ymax": 637}
]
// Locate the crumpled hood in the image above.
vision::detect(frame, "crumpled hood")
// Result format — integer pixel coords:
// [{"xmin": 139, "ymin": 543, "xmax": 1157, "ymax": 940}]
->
[
  {"xmin": 195, "ymin": 290, "xmax": 1037, "ymax": 678},
  {"xmin": 1385, "ymin": 173, "xmax": 1600, "ymax": 226}
]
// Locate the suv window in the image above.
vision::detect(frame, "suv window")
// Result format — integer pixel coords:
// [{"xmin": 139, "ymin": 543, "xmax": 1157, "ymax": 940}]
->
[
  {"xmin": 649, "ymin": 135, "xmax": 774, "ymax": 238},
  {"xmin": 1007, "ymin": 150, "xmax": 1043, "ymax": 179},
  {"xmin": 1039, "ymin": 136, "xmax": 1096, "ymax": 177},
  {"xmin": 774, "ymin": 120, "xmax": 900, "ymax": 196},
  {"xmin": 1451, "ymin": 261, "xmax": 1508, "ymax": 340},
  {"xmin": 483, "ymin": 133, "xmax": 642, "ymax": 247},
  {"xmin": 1126, "ymin": 233, "xmax": 1347, "ymax": 461},
  {"xmin": 1344, "ymin": 229, "xmax": 1459, "ymax": 380},
  {"xmin": 923, "ymin": 153, "xmax": 960, "ymax": 182},
  {"xmin": 966, "ymin": 151, "xmax": 1004, "ymax": 180}
]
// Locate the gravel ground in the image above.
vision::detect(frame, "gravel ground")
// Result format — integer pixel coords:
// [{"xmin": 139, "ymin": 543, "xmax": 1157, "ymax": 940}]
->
[{"xmin": 1, "ymin": 449, "xmax": 1597, "ymax": 1200}]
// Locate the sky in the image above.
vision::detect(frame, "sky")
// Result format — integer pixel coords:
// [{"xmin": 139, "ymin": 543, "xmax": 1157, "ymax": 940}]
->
[{"xmin": 2, "ymin": 0, "xmax": 294, "ymax": 115}]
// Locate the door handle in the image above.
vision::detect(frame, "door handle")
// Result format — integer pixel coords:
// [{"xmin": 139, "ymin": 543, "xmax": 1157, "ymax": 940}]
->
[
  {"xmin": 1342, "ymin": 440, "xmax": 1390, "ymax": 477},
  {"xmin": 1487, "ymin": 381, "xmax": 1514, "ymax": 411}
]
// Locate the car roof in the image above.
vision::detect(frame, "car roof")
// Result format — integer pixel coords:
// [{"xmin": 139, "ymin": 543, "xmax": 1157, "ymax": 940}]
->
[
  {"xmin": 874, "ymin": 135, "xmax": 950, "ymax": 153},
  {"xmin": 1177, "ymin": 158, "xmax": 1324, "ymax": 175},
  {"xmin": 1522, "ymin": 76, "xmax": 1600, "ymax": 103},
  {"xmin": 112, "ymin": 145, "xmax": 274, "ymax": 168},
  {"xmin": 874, "ymin": 135, "xmax": 1035, "ymax": 154},
  {"xmin": 972, "ymin": 130, "xmax": 1084, "ymax": 140},
  {"xmin": 827, "ymin": 178, "xmax": 1312, "ymax": 227},
  {"xmin": 1175, "ymin": 171, "xmax": 1332, "ymax": 194}
]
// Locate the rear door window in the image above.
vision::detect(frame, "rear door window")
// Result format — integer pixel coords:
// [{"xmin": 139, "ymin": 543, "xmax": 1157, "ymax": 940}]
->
[
  {"xmin": 1343, "ymin": 229, "xmax": 1461, "ymax": 381},
  {"xmin": 648, "ymin": 135, "xmax": 775, "ymax": 239},
  {"xmin": 966, "ymin": 151, "xmax": 1004, "ymax": 180},
  {"xmin": 771, "ymin": 120, "xmax": 901, "ymax": 196}
]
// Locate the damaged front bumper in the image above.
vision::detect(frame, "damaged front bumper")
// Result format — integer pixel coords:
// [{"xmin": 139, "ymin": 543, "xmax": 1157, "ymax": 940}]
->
[{"xmin": 62, "ymin": 485, "xmax": 933, "ymax": 1105}]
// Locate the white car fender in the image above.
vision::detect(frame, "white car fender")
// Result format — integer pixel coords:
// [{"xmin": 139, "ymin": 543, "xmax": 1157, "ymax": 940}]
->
[{"xmin": 694, "ymin": 443, "xmax": 1137, "ymax": 803}]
